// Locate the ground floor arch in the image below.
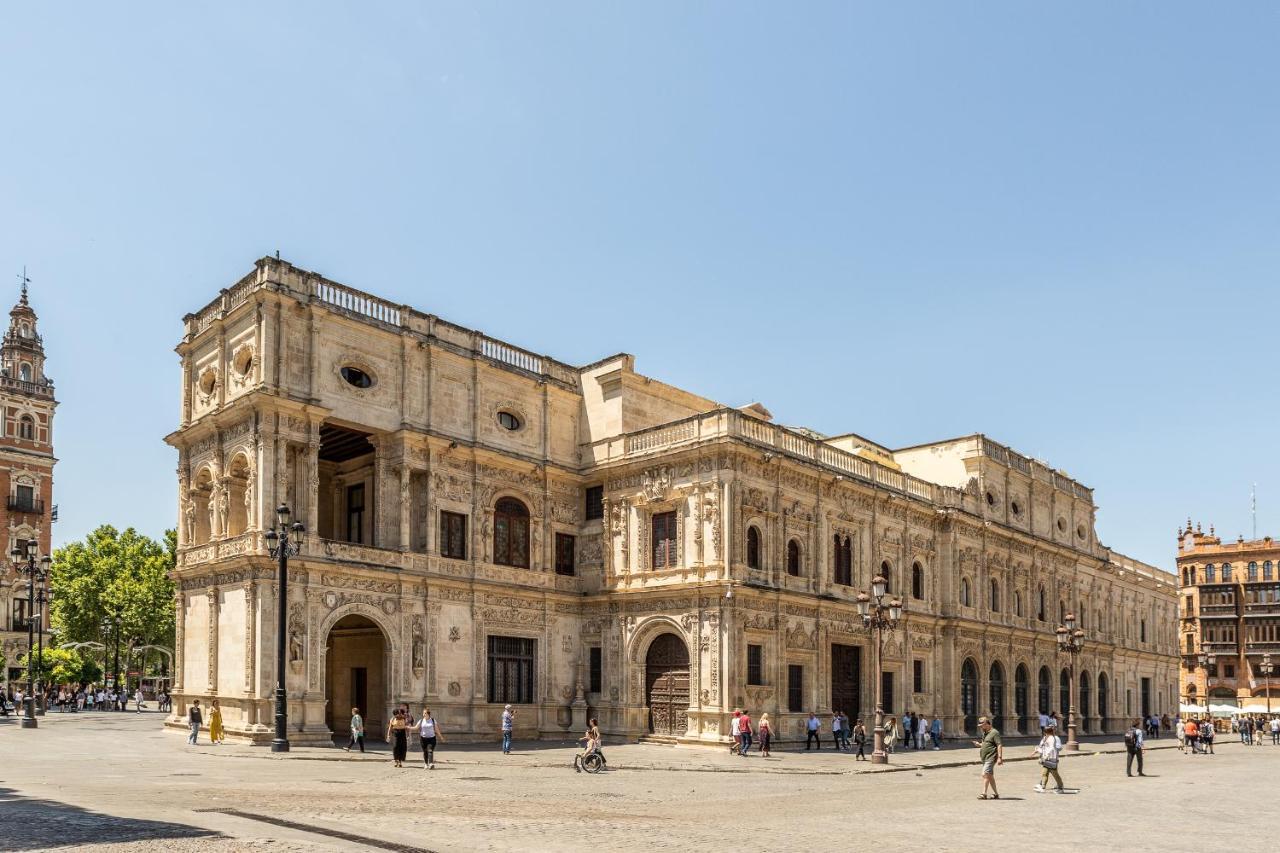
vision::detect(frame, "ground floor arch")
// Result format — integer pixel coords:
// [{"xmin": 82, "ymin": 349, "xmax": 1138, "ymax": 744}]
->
[
  {"xmin": 324, "ymin": 613, "xmax": 389, "ymax": 738},
  {"xmin": 645, "ymin": 633, "xmax": 690, "ymax": 736},
  {"xmin": 961, "ymin": 658, "xmax": 979, "ymax": 734}
]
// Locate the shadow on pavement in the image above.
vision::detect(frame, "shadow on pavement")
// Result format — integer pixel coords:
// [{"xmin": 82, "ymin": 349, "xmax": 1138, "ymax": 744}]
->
[{"xmin": 0, "ymin": 786, "xmax": 221, "ymax": 850}]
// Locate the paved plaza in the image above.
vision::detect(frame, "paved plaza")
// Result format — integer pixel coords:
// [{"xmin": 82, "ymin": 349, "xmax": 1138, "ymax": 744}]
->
[{"xmin": 0, "ymin": 712, "xmax": 1273, "ymax": 852}]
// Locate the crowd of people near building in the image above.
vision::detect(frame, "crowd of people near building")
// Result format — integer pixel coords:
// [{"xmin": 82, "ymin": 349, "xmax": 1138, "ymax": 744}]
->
[{"xmin": 0, "ymin": 684, "xmax": 169, "ymax": 715}]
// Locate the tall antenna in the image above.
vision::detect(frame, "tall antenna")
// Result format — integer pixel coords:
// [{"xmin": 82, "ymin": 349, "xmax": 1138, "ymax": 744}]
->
[
  {"xmin": 1252, "ymin": 483, "xmax": 1257, "ymax": 539},
  {"xmin": 17, "ymin": 266, "xmax": 30, "ymax": 303}
]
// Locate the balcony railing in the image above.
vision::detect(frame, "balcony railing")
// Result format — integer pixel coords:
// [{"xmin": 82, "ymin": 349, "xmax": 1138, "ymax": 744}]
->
[{"xmin": 6, "ymin": 497, "xmax": 44, "ymax": 515}]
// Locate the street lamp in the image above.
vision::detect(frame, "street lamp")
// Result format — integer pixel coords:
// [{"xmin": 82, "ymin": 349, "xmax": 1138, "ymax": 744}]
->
[
  {"xmin": 34, "ymin": 581, "xmax": 49, "ymax": 715},
  {"xmin": 11, "ymin": 540, "xmax": 50, "ymax": 729},
  {"xmin": 856, "ymin": 574, "xmax": 903, "ymax": 765},
  {"xmin": 264, "ymin": 503, "xmax": 304, "ymax": 753},
  {"xmin": 1196, "ymin": 649, "xmax": 1216, "ymax": 730},
  {"xmin": 1055, "ymin": 612, "xmax": 1085, "ymax": 752},
  {"xmin": 1260, "ymin": 653, "xmax": 1274, "ymax": 718}
]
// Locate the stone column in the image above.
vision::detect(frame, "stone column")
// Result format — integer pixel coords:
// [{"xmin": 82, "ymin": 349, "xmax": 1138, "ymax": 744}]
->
[{"xmin": 306, "ymin": 430, "xmax": 320, "ymax": 535}]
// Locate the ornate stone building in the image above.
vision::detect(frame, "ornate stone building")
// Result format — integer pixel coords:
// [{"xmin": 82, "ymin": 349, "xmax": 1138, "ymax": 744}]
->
[
  {"xmin": 0, "ymin": 283, "xmax": 57, "ymax": 693},
  {"xmin": 1176, "ymin": 523, "xmax": 1280, "ymax": 710},
  {"xmin": 166, "ymin": 257, "xmax": 1177, "ymax": 744}
]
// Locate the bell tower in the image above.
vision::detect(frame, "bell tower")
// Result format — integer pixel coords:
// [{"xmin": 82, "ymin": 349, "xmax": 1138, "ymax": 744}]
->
[{"xmin": 0, "ymin": 271, "xmax": 57, "ymax": 694}]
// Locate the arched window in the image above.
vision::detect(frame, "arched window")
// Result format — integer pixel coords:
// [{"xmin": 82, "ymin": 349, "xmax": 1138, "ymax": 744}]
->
[
  {"xmin": 493, "ymin": 497, "xmax": 530, "ymax": 568},
  {"xmin": 1249, "ymin": 561, "xmax": 1258, "ymax": 581},
  {"xmin": 1266, "ymin": 561, "xmax": 1274, "ymax": 581},
  {"xmin": 1206, "ymin": 564, "xmax": 1216, "ymax": 582},
  {"xmin": 833, "ymin": 535, "xmax": 852, "ymax": 585},
  {"xmin": 1037, "ymin": 586, "xmax": 1046, "ymax": 621},
  {"xmin": 18, "ymin": 363, "xmax": 30, "ymax": 382},
  {"xmin": 1059, "ymin": 668, "xmax": 1070, "ymax": 719},
  {"xmin": 911, "ymin": 562, "xmax": 924, "ymax": 600},
  {"xmin": 880, "ymin": 560, "xmax": 892, "ymax": 592},
  {"xmin": 1037, "ymin": 666, "xmax": 1051, "ymax": 715},
  {"xmin": 960, "ymin": 577, "xmax": 972, "ymax": 607},
  {"xmin": 17, "ymin": 415, "xmax": 34, "ymax": 441},
  {"xmin": 786, "ymin": 539, "xmax": 801, "ymax": 576},
  {"xmin": 1014, "ymin": 591, "xmax": 1023, "ymax": 617},
  {"xmin": 1222, "ymin": 563, "xmax": 1233, "ymax": 582},
  {"xmin": 989, "ymin": 579, "xmax": 1000, "ymax": 612},
  {"xmin": 746, "ymin": 526, "xmax": 761, "ymax": 570}
]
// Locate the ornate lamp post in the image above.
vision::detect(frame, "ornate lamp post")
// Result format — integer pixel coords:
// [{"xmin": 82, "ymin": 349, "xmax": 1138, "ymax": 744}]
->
[
  {"xmin": 1055, "ymin": 612, "xmax": 1085, "ymax": 752},
  {"xmin": 1196, "ymin": 649, "xmax": 1216, "ymax": 729},
  {"xmin": 264, "ymin": 504, "xmax": 304, "ymax": 754},
  {"xmin": 856, "ymin": 574, "xmax": 903, "ymax": 765},
  {"xmin": 11, "ymin": 540, "xmax": 50, "ymax": 729},
  {"xmin": 1260, "ymin": 653, "xmax": 1274, "ymax": 718},
  {"xmin": 34, "ymin": 581, "xmax": 48, "ymax": 715}
]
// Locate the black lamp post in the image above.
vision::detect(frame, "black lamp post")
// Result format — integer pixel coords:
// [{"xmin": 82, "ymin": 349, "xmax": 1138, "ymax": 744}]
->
[
  {"xmin": 11, "ymin": 540, "xmax": 50, "ymax": 729},
  {"xmin": 1056, "ymin": 613, "xmax": 1085, "ymax": 751},
  {"xmin": 264, "ymin": 503, "xmax": 304, "ymax": 753},
  {"xmin": 1260, "ymin": 653, "xmax": 1273, "ymax": 719},
  {"xmin": 34, "ymin": 581, "xmax": 48, "ymax": 715},
  {"xmin": 855, "ymin": 574, "xmax": 903, "ymax": 765},
  {"xmin": 1196, "ymin": 649, "xmax": 1216, "ymax": 730}
]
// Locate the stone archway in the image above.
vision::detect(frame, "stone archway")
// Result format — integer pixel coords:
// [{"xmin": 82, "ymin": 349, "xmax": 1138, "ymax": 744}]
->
[
  {"xmin": 324, "ymin": 614, "xmax": 389, "ymax": 738},
  {"xmin": 645, "ymin": 633, "xmax": 690, "ymax": 736}
]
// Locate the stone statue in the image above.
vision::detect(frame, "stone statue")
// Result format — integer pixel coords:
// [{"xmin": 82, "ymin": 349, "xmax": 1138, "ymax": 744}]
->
[
  {"xmin": 289, "ymin": 627, "xmax": 303, "ymax": 662},
  {"xmin": 183, "ymin": 499, "xmax": 197, "ymax": 543}
]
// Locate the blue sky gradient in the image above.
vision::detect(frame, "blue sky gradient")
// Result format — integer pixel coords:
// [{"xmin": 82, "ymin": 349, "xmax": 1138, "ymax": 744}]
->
[{"xmin": 2, "ymin": 2, "xmax": 1277, "ymax": 566}]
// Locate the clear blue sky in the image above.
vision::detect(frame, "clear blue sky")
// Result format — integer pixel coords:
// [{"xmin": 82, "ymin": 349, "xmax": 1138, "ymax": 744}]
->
[{"xmin": 2, "ymin": 2, "xmax": 1276, "ymax": 567}]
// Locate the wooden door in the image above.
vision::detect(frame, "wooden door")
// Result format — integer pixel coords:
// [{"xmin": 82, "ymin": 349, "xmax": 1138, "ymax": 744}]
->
[
  {"xmin": 831, "ymin": 644, "xmax": 861, "ymax": 719},
  {"xmin": 645, "ymin": 634, "xmax": 690, "ymax": 735}
]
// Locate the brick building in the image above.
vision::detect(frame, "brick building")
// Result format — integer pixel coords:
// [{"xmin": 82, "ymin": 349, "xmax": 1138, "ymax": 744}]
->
[{"xmin": 0, "ymin": 283, "xmax": 57, "ymax": 693}]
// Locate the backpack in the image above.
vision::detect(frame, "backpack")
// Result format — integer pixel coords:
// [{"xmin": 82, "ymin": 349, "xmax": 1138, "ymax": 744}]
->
[{"xmin": 1124, "ymin": 728, "xmax": 1139, "ymax": 748}]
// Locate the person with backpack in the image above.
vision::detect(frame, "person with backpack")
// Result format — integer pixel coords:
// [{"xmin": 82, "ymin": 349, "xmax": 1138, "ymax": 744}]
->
[
  {"xmin": 1032, "ymin": 722, "xmax": 1064, "ymax": 793},
  {"xmin": 737, "ymin": 708, "xmax": 754, "ymax": 756},
  {"xmin": 1125, "ymin": 718, "xmax": 1146, "ymax": 777},
  {"xmin": 1199, "ymin": 718, "xmax": 1215, "ymax": 755}
]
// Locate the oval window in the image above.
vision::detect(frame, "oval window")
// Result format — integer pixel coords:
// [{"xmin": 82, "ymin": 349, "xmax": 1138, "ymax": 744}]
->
[
  {"xmin": 1010, "ymin": 500, "xmax": 1021, "ymax": 516},
  {"xmin": 1057, "ymin": 517, "xmax": 1067, "ymax": 533},
  {"xmin": 198, "ymin": 368, "xmax": 217, "ymax": 395},
  {"xmin": 232, "ymin": 347, "xmax": 254, "ymax": 377},
  {"xmin": 985, "ymin": 491, "xmax": 996, "ymax": 507},
  {"xmin": 340, "ymin": 366, "xmax": 373, "ymax": 388},
  {"xmin": 1077, "ymin": 524, "xmax": 1087, "ymax": 540},
  {"xmin": 497, "ymin": 411, "xmax": 521, "ymax": 431}
]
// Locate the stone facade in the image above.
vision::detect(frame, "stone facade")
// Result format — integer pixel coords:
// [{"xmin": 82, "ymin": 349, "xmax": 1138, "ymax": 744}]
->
[
  {"xmin": 165, "ymin": 257, "xmax": 1178, "ymax": 744},
  {"xmin": 0, "ymin": 284, "xmax": 57, "ymax": 693},
  {"xmin": 1175, "ymin": 523, "xmax": 1280, "ymax": 709}
]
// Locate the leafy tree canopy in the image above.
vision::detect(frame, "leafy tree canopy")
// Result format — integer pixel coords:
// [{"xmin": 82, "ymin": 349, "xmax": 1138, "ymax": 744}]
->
[{"xmin": 50, "ymin": 526, "xmax": 176, "ymax": 657}]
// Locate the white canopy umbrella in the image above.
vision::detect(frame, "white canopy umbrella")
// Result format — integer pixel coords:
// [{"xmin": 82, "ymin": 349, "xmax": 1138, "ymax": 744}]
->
[
  {"xmin": 1209, "ymin": 703, "xmax": 1240, "ymax": 717},
  {"xmin": 1239, "ymin": 703, "xmax": 1271, "ymax": 714},
  {"xmin": 1180, "ymin": 703, "xmax": 1207, "ymax": 714}
]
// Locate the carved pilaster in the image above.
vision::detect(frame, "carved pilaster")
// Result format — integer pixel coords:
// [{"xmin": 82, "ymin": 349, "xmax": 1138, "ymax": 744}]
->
[{"xmin": 206, "ymin": 586, "xmax": 219, "ymax": 694}]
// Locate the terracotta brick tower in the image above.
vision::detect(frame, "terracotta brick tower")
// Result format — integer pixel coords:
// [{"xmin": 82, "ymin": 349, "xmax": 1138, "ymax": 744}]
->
[{"xmin": 0, "ymin": 279, "xmax": 57, "ymax": 692}]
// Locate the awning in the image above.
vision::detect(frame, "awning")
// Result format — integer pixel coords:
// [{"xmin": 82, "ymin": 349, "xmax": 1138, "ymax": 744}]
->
[{"xmin": 1180, "ymin": 703, "xmax": 1207, "ymax": 714}]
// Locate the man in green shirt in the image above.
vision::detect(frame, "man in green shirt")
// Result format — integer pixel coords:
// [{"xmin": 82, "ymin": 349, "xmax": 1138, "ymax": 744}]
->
[{"xmin": 971, "ymin": 716, "xmax": 1004, "ymax": 799}]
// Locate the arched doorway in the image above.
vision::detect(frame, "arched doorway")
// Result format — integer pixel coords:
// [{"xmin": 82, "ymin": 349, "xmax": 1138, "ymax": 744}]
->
[
  {"xmin": 645, "ymin": 633, "xmax": 690, "ymax": 736},
  {"xmin": 1098, "ymin": 672, "xmax": 1109, "ymax": 732},
  {"xmin": 1014, "ymin": 664, "xmax": 1030, "ymax": 734},
  {"xmin": 1038, "ymin": 666, "xmax": 1051, "ymax": 717},
  {"xmin": 1059, "ymin": 669, "xmax": 1070, "ymax": 720},
  {"xmin": 325, "ymin": 614, "xmax": 388, "ymax": 738},
  {"xmin": 961, "ymin": 658, "xmax": 979, "ymax": 734},
  {"xmin": 1079, "ymin": 671, "xmax": 1092, "ymax": 734},
  {"xmin": 988, "ymin": 662, "xmax": 1005, "ymax": 734}
]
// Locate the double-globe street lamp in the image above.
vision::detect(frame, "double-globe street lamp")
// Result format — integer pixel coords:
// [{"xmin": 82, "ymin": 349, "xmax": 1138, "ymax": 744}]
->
[
  {"xmin": 11, "ymin": 539, "xmax": 50, "ymax": 729},
  {"xmin": 856, "ymin": 574, "xmax": 903, "ymax": 765},
  {"xmin": 1056, "ymin": 612, "xmax": 1085, "ymax": 752},
  {"xmin": 264, "ymin": 503, "xmax": 304, "ymax": 754}
]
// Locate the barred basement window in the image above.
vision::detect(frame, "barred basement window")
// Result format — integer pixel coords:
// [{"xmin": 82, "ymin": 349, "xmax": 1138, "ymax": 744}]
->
[
  {"xmin": 554, "ymin": 533, "xmax": 576, "ymax": 576},
  {"xmin": 585, "ymin": 485, "xmax": 603, "ymax": 520},
  {"xmin": 440, "ymin": 511, "xmax": 467, "ymax": 559},
  {"xmin": 488, "ymin": 636, "xmax": 535, "ymax": 704}
]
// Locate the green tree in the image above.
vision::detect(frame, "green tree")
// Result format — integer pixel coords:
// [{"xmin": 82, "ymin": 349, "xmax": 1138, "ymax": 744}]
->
[
  {"xmin": 20, "ymin": 647, "xmax": 100, "ymax": 685},
  {"xmin": 50, "ymin": 526, "xmax": 177, "ymax": 666}
]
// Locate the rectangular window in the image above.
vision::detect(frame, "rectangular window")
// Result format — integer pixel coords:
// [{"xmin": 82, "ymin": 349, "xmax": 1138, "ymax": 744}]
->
[
  {"xmin": 554, "ymin": 533, "xmax": 576, "ymax": 576},
  {"xmin": 913, "ymin": 659, "xmax": 924, "ymax": 693},
  {"xmin": 1225, "ymin": 664, "xmax": 1235, "ymax": 678},
  {"xmin": 747, "ymin": 644, "xmax": 763, "ymax": 685},
  {"xmin": 787, "ymin": 664, "xmax": 803, "ymax": 712},
  {"xmin": 11, "ymin": 597, "xmax": 28, "ymax": 631},
  {"xmin": 346, "ymin": 483, "xmax": 365, "ymax": 544},
  {"xmin": 487, "ymin": 636, "xmax": 536, "ymax": 704},
  {"xmin": 585, "ymin": 485, "xmax": 604, "ymax": 521},
  {"xmin": 589, "ymin": 646, "xmax": 602, "ymax": 694},
  {"xmin": 439, "ymin": 511, "xmax": 467, "ymax": 560},
  {"xmin": 15, "ymin": 484, "xmax": 33, "ymax": 510},
  {"xmin": 652, "ymin": 511, "xmax": 677, "ymax": 569}
]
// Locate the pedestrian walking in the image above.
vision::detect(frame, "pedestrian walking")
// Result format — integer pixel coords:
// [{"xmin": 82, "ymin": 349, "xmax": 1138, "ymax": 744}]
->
[
  {"xmin": 418, "ymin": 707, "xmax": 441, "ymax": 768},
  {"xmin": 972, "ymin": 716, "xmax": 1003, "ymax": 800},
  {"xmin": 758, "ymin": 713, "xmax": 773, "ymax": 757},
  {"xmin": 134, "ymin": 688, "xmax": 144, "ymax": 713},
  {"xmin": 930, "ymin": 716, "xmax": 943, "ymax": 750},
  {"xmin": 1270, "ymin": 716, "xmax": 1280, "ymax": 745},
  {"xmin": 738, "ymin": 708, "xmax": 754, "ymax": 756},
  {"xmin": 501, "ymin": 704, "xmax": 515, "ymax": 754},
  {"xmin": 387, "ymin": 708, "xmax": 409, "ymax": 767},
  {"xmin": 187, "ymin": 699, "xmax": 203, "ymax": 745},
  {"xmin": 1183, "ymin": 717, "xmax": 1199, "ymax": 754},
  {"xmin": 830, "ymin": 711, "xmax": 843, "ymax": 751},
  {"xmin": 805, "ymin": 711, "xmax": 821, "ymax": 750},
  {"xmin": 915, "ymin": 714, "xmax": 927, "ymax": 750},
  {"xmin": 1032, "ymin": 722, "xmax": 1064, "ymax": 793},
  {"xmin": 730, "ymin": 709, "xmax": 742, "ymax": 755},
  {"xmin": 345, "ymin": 707, "xmax": 365, "ymax": 752},
  {"xmin": 901, "ymin": 711, "xmax": 912, "ymax": 749},
  {"xmin": 208, "ymin": 699, "xmax": 225, "ymax": 744},
  {"xmin": 840, "ymin": 712, "xmax": 852, "ymax": 751},
  {"xmin": 1239, "ymin": 716, "xmax": 1252, "ymax": 745},
  {"xmin": 882, "ymin": 715, "xmax": 897, "ymax": 754},
  {"xmin": 853, "ymin": 719, "xmax": 867, "ymax": 760},
  {"xmin": 1175, "ymin": 715, "xmax": 1185, "ymax": 752},
  {"xmin": 1199, "ymin": 718, "xmax": 1215, "ymax": 755},
  {"xmin": 1125, "ymin": 718, "xmax": 1145, "ymax": 777}
]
